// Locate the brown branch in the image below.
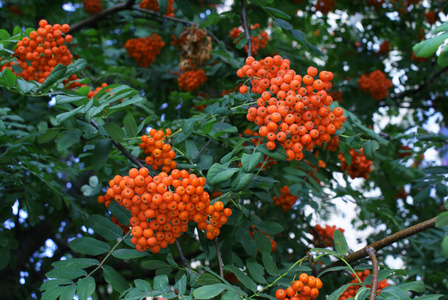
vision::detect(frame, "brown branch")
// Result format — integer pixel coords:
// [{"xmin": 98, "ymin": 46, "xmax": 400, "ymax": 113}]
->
[
  {"xmin": 90, "ymin": 119, "xmax": 144, "ymax": 169},
  {"xmin": 69, "ymin": 0, "xmax": 137, "ymax": 34},
  {"xmin": 367, "ymin": 247, "xmax": 378, "ymax": 300},
  {"xmin": 215, "ymin": 237, "xmax": 224, "ymax": 278},
  {"xmin": 240, "ymin": 0, "xmax": 252, "ymax": 57},
  {"xmin": 391, "ymin": 66, "xmax": 448, "ymax": 100},
  {"xmin": 316, "ymin": 217, "xmax": 437, "ymax": 276},
  {"xmin": 197, "ymin": 139, "xmax": 212, "ymax": 159},
  {"xmin": 176, "ymin": 240, "xmax": 192, "ymax": 270}
]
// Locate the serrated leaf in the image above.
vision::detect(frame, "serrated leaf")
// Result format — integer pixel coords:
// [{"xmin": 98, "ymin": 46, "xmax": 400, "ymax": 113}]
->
[
  {"xmin": 333, "ymin": 230, "xmax": 348, "ymax": 255},
  {"xmin": 223, "ymin": 265, "xmax": 257, "ymax": 292},
  {"xmin": 112, "ymin": 249, "xmax": 150, "ymax": 259},
  {"xmin": 142, "ymin": 260, "xmax": 170, "ymax": 270},
  {"xmin": 103, "ymin": 123, "xmax": 125, "ymax": 141},
  {"xmin": 87, "ymin": 214, "xmax": 123, "ymax": 241},
  {"xmin": 41, "ymin": 285, "xmax": 63, "ymax": 300},
  {"xmin": 235, "ymin": 226, "xmax": 257, "ymax": 258},
  {"xmin": 45, "ymin": 267, "xmax": 87, "ymax": 280},
  {"xmin": 57, "ymin": 130, "xmax": 82, "ymax": 152},
  {"xmin": 246, "ymin": 258, "xmax": 266, "ymax": 284},
  {"xmin": 413, "ymin": 32, "xmax": 448, "ymax": 57},
  {"xmin": 40, "ymin": 279, "xmax": 74, "ymax": 291},
  {"xmin": 109, "ymin": 202, "xmax": 131, "ymax": 225},
  {"xmin": 103, "ymin": 265, "xmax": 129, "ymax": 293},
  {"xmin": 124, "ymin": 113, "xmax": 138, "ymax": 137},
  {"xmin": 241, "ymin": 152, "xmax": 262, "ymax": 173},
  {"xmin": 193, "ymin": 283, "xmax": 227, "ymax": 299},
  {"xmin": 362, "ymin": 140, "xmax": 379, "ymax": 160},
  {"xmin": 207, "ymin": 163, "xmax": 239, "ymax": 186},
  {"xmin": 56, "ymin": 106, "xmax": 83, "ymax": 123},
  {"xmin": 37, "ymin": 63, "xmax": 67, "ymax": 92},
  {"xmin": 77, "ymin": 277, "xmax": 96, "ymax": 300},
  {"xmin": 69, "ymin": 237, "xmax": 111, "ymax": 256},
  {"xmin": 52, "ymin": 258, "xmax": 99, "ymax": 269},
  {"xmin": 254, "ymin": 221, "xmax": 283, "ymax": 235}
]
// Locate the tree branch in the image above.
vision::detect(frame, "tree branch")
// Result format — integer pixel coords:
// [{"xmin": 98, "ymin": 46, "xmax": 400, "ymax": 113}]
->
[
  {"xmin": 316, "ymin": 217, "xmax": 437, "ymax": 276},
  {"xmin": 176, "ymin": 240, "xmax": 192, "ymax": 270},
  {"xmin": 391, "ymin": 66, "xmax": 448, "ymax": 100},
  {"xmin": 197, "ymin": 139, "xmax": 212, "ymax": 158},
  {"xmin": 215, "ymin": 237, "xmax": 224, "ymax": 278},
  {"xmin": 240, "ymin": 0, "xmax": 252, "ymax": 57},
  {"xmin": 90, "ymin": 119, "xmax": 144, "ymax": 169},
  {"xmin": 69, "ymin": 0, "xmax": 137, "ymax": 34},
  {"xmin": 367, "ymin": 247, "xmax": 378, "ymax": 300}
]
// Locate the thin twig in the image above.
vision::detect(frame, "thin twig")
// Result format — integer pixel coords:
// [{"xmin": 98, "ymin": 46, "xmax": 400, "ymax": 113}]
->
[
  {"xmin": 240, "ymin": 0, "xmax": 252, "ymax": 57},
  {"xmin": 367, "ymin": 247, "xmax": 379, "ymax": 300},
  {"xmin": 176, "ymin": 240, "xmax": 192, "ymax": 270},
  {"xmin": 316, "ymin": 217, "xmax": 437, "ymax": 276},
  {"xmin": 90, "ymin": 119, "xmax": 144, "ymax": 168},
  {"xmin": 307, "ymin": 252, "xmax": 318, "ymax": 274},
  {"xmin": 197, "ymin": 139, "xmax": 212, "ymax": 158},
  {"xmin": 215, "ymin": 237, "xmax": 224, "ymax": 278},
  {"xmin": 70, "ymin": 0, "xmax": 137, "ymax": 34},
  {"xmin": 391, "ymin": 66, "xmax": 448, "ymax": 100}
]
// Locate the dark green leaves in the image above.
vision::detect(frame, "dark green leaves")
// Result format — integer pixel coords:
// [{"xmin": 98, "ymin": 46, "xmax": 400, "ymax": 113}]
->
[
  {"xmin": 436, "ymin": 211, "xmax": 448, "ymax": 228},
  {"xmin": 193, "ymin": 283, "xmax": 227, "ymax": 299},
  {"xmin": 264, "ymin": 7, "xmax": 291, "ymax": 19},
  {"xmin": 112, "ymin": 249, "xmax": 150, "ymax": 259},
  {"xmin": 207, "ymin": 163, "xmax": 239, "ymax": 186},
  {"xmin": 86, "ymin": 214, "xmax": 123, "ymax": 241},
  {"xmin": 274, "ymin": 19, "xmax": 293, "ymax": 30},
  {"xmin": 413, "ymin": 32, "xmax": 448, "ymax": 58},
  {"xmin": 69, "ymin": 237, "xmax": 111, "ymax": 256},
  {"xmin": 77, "ymin": 277, "xmax": 96, "ymax": 300},
  {"xmin": 241, "ymin": 152, "xmax": 262, "ymax": 173},
  {"xmin": 45, "ymin": 268, "xmax": 87, "ymax": 280},
  {"xmin": 223, "ymin": 265, "xmax": 257, "ymax": 292},
  {"xmin": 333, "ymin": 230, "xmax": 348, "ymax": 255},
  {"xmin": 123, "ymin": 113, "xmax": 139, "ymax": 137},
  {"xmin": 257, "ymin": 143, "xmax": 287, "ymax": 160},
  {"xmin": 362, "ymin": 140, "xmax": 379, "ymax": 160},
  {"xmin": 57, "ymin": 130, "xmax": 82, "ymax": 152},
  {"xmin": 103, "ymin": 265, "xmax": 129, "ymax": 292}
]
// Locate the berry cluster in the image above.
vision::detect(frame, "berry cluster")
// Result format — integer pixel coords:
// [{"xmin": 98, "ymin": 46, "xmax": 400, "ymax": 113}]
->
[
  {"xmin": 0, "ymin": 57, "xmax": 18, "ymax": 74},
  {"xmin": 230, "ymin": 24, "xmax": 269, "ymax": 55},
  {"xmin": 275, "ymin": 273, "xmax": 323, "ymax": 300},
  {"xmin": 83, "ymin": 0, "xmax": 103, "ymax": 14},
  {"xmin": 14, "ymin": 19, "xmax": 79, "ymax": 85},
  {"xmin": 377, "ymin": 40, "xmax": 390, "ymax": 55},
  {"xmin": 250, "ymin": 225, "xmax": 277, "ymax": 252},
  {"xmin": 139, "ymin": 0, "xmax": 174, "ymax": 16},
  {"xmin": 338, "ymin": 270, "xmax": 389, "ymax": 299},
  {"xmin": 139, "ymin": 129, "xmax": 177, "ymax": 173},
  {"xmin": 199, "ymin": 200, "xmax": 232, "ymax": 240},
  {"xmin": 124, "ymin": 34, "xmax": 165, "ymax": 68},
  {"xmin": 338, "ymin": 148, "xmax": 373, "ymax": 179},
  {"xmin": 80, "ymin": 83, "xmax": 108, "ymax": 99},
  {"xmin": 310, "ymin": 224, "xmax": 345, "ymax": 248},
  {"xmin": 358, "ymin": 70, "xmax": 393, "ymax": 100},
  {"xmin": 273, "ymin": 185, "xmax": 298, "ymax": 211},
  {"xmin": 314, "ymin": 0, "xmax": 337, "ymax": 15},
  {"xmin": 424, "ymin": 11, "xmax": 438, "ymax": 25},
  {"xmin": 177, "ymin": 68, "xmax": 208, "ymax": 92},
  {"xmin": 98, "ymin": 167, "xmax": 230, "ymax": 252},
  {"xmin": 238, "ymin": 56, "xmax": 346, "ymax": 161},
  {"xmin": 325, "ymin": 136, "xmax": 339, "ymax": 152},
  {"xmin": 369, "ymin": 0, "xmax": 384, "ymax": 8}
]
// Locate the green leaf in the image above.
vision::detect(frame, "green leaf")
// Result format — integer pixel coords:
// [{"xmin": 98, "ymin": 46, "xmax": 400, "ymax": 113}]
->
[
  {"xmin": 176, "ymin": 0, "xmax": 194, "ymax": 20},
  {"xmin": 41, "ymin": 285, "xmax": 63, "ymax": 300},
  {"xmin": 437, "ymin": 43, "xmax": 448, "ymax": 66},
  {"xmin": 195, "ymin": 273, "xmax": 222, "ymax": 286},
  {"xmin": 112, "ymin": 248, "xmax": 150, "ymax": 259},
  {"xmin": 442, "ymin": 235, "xmax": 448, "ymax": 257},
  {"xmin": 290, "ymin": 29, "xmax": 306, "ymax": 41},
  {"xmin": 246, "ymin": 258, "xmax": 266, "ymax": 284},
  {"xmin": 134, "ymin": 279, "xmax": 152, "ymax": 292},
  {"xmin": 0, "ymin": 247, "xmax": 10, "ymax": 270},
  {"xmin": 40, "ymin": 279, "xmax": 74, "ymax": 291},
  {"xmin": 0, "ymin": 29, "xmax": 11, "ymax": 40},
  {"xmin": 241, "ymin": 152, "xmax": 262, "ymax": 173},
  {"xmin": 158, "ymin": 0, "xmax": 168, "ymax": 15},
  {"xmin": 436, "ymin": 211, "xmax": 448, "ymax": 228},
  {"xmin": 69, "ymin": 237, "xmax": 111, "ymax": 256},
  {"xmin": 274, "ymin": 19, "xmax": 293, "ymax": 30},
  {"xmin": 221, "ymin": 290, "xmax": 241, "ymax": 300},
  {"xmin": 257, "ymin": 144, "xmax": 287, "ymax": 160},
  {"xmin": 254, "ymin": 230, "xmax": 272, "ymax": 254},
  {"xmin": 193, "ymin": 283, "xmax": 227, "ymax": 299},
  {"xmin": 77, "ymin": 277, "xmax": 96, "ymax": 300},
  {"xmin": 109, "ymin": 202, "xmax": 131, "ymax": 225},
  {"xmin": 413, "ymin": 32, "xmax": 448, "ymax": 57},
  {"xmin": 186, "ymin": 140, "xmax": 199, "ymax": 160},
  {"xmin": 413, "ymin": 296, "xmax": 444, "ymax": 300},
  {"xmin": 264, "ymin": 7, "xmax": 291, "ymax": 19},
  {"xmin": 154, "ymin": 275, "xmax": 170, "ymax": 293},
  {"xmin": 52, "ymin": 258, "xmax": 99, "ymax": 269},
  {"xmin": 174, "ymin": 274, "xmax": 187, "ymax": 295},
  {"xmin": 235, "ymin": 226, "xmax": 257, "ymax": 258},
  {"xmin": 57, "ymin": 130, "xmax": 82, "ymax": 152},
  {"xmin": 59, "ymin": 284, "xmax": 77, "ymax": 300},
  {"xmin": 38, "ymin": 128, "xmax": 60, "ymax": 144},
  {"xmin": 103, "ymin": 123, "xmax": 125, "ymax": 141},
  {"xmin": 37, "ymin": 63, "xmax": 67, "ymax": 92},
  {"xmin": 381, "ymin": 285, "xmax": 413, "ymax": 299},
  {"xmin": 413, "ymin": 185, "xmax": 431, "ymax": 203},
  {"xmin": 207, "ymin": 163, "xmax": 239, "ymax": 186},
  {"xmin": 333, "ymin": 230, "xmax": 348, "ymax": 255},
  {"xmin": 254, "ymin": 221, "xmax": 283, "ymax": 235},
  {"xmin": 223, "ymin": 265, "xmax": 257, "ymax": 292},
  {"xmin": 327, "ymin": 283, "xmax": 354, "ymax": 300},
  {"xmin": 231, "ymin": 171, "xmax": 252, "ymax": 192},
  {"xmin": 199, "ymin": 13, "xmax": 222, "ymax": 29},
  {"xmin": 2, "ymin": 68, "xmax": 17, "ymax": 89},
  {"xmin": 124, "ymin": 113, "xmax": 139, "ymax": 137},
  {"xmin": 0, "ymin": 120, "xmax": 5, "ymax": 137},
  {"xmin": 142, "ymin": 260, "xmax": 170, "ymax": 270},
  {"xmin": 92, "ymin": 139, "xmax": 112, "ymax": 169},
  {"xmin": 16, "ymin": 78, "xmax": 37, "ymax": 93},
  {"xmin": 235, "ymin": 36, "xmax": 248, "ymax": 49},
  {"xmin": 362, "ymin": 140, "xmax": 379, "ymax": 160},
  {"xmin": 103, "ymin": 265, "xmax": 129, "ymax": 293},
  {"xmin": 45, "ymin": 267, "xmax": 87, "ymax": 280},
  {"xmin": 56, "ymin": 106, "xmax": 83, "ymax": 123},
  {"xmin": 397, "ymin": 281, "xmax": 425, "ymax": 293},
  {"xmin": 87, "ymin": 214, "xmax": 123, "ymax": 241}
]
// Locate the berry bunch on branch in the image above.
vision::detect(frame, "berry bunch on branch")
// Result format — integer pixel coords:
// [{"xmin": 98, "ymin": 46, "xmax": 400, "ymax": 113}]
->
[
  {"xmin": 14, "ymin": 19, "xmax": 80, "ymax": 85},
  {"xmin": 358, "ymin": 70, "xmax": 392, "ymax": 100},
  {"xmin": 238, "ymin": 55, "xmax": 346, "ymax": 161},
  {"xmin": 139, "ymin": 129, "xmax": 177, "ymax": 172},
  {"xmin": 310, "ymin": 224, "xmax": 344, "ymax": 248},
  {"xmin": 338, "ymin": 270, "xmax": 389, "ymax": 299},
  {"xmin": 177, "ymin": 68, "xmax": 208, "ymax": 92},
  {"xmin": 230, "ymin": 23, "xmax": 269, "ymax": 55},
  {"xmin": 273, "ymin": 185, "xmax": 298, "ymax": 211},
  {"xmin": 83, "ymin": 0, "xmax": 103, "ymax": 14},
  {"xmin": 275, "ymin": 273, "xmax": 323, "ymax": 299},
  {"xmin": 124, "ymin": 34, "xmax": 165, "ymax": 68},
  {"xmin": 314, "ymin": 0, "xmax": 337, "ymax": 15},
  {"xmin": 139, "ymin": 0, "xmax": 174, "ymax": 16},
  {"xmin": 338, "ymin": 148, "xmax": 373, "ymax": 179}
]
